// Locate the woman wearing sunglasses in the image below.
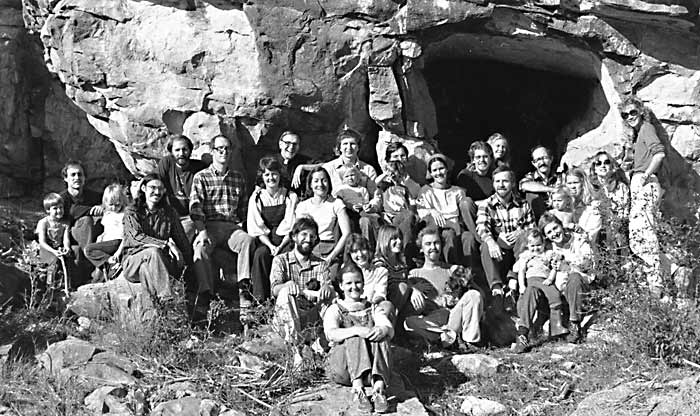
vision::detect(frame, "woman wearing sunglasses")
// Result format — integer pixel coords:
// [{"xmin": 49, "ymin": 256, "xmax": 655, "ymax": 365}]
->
[
  {"xmin": 619, "ymin": 96, "xmax": 666, "ymax": 296},
  {"xmin": 589, "ymin": 151, "xmax": 630, "ymax": 252}
]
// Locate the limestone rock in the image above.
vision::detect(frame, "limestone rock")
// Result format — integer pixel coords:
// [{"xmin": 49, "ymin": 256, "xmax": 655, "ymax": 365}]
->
[
  {"xmin": 67, "ymin": 275, "xmax": 157, "ymax": 326},
  {"xmin": 287, "ymin": 383, "xmax": 428, "ymax": 416},
  {"xmin": 368, "ymin": 66, "xmax": 404, "ymax": 133},
  {"xmin": 151, "ymin": 397, "xmax": 220, "ymax": 416},
  {"xmin": 443, "ymin": 354, "xmax": 502, "ymax": 377},
  {"xmin": 84, "ymin": 386, "xmax": 130, "ymax": 415},
  {"xmin": 460, "ymin": 396, "xmax": 507, "ymax": 416},
  {"xmin": 571, "ymin": 375, "xmax": 700, "ymax": 415}
]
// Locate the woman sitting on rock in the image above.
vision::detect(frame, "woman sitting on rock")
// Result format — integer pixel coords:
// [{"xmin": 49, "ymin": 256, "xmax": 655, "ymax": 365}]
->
[
  {"xmin": 563, "ymin": 168, "xmax": 601, "ymax": 243},
  {"xmin": 588, "ymin": 151, "xmax": 630, "ymax": 252},
  {"xmin": 324, "ymin": 262, "xmax": 394, "ymax": 414},
  {"xmin": 416, "ymin": 154, "xmax": 470, "ymax": 265},
  {"xmin": 295, "ymin": 166, "xmax": 351, "ymax": 280},
  {"xmin": 121, "ymin": 173, "xmax": 192, "ymax": 301},
  {"xmin": 248, "ymin": 156, "xmax": 298, "ymax": 302}
]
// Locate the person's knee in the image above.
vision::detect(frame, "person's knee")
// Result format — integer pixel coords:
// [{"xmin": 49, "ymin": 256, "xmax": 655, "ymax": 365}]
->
[{"xmin": 461, "ymin": 289, "xmax": 482, "ymax": 306}]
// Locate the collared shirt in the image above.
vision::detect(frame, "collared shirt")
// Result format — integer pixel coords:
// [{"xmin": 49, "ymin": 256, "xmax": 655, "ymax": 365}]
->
[
  {"xmin": 121, "ymin": 204, "xmax": 193, "ymax": 264},
  {"xmin": 270, "ymin": 250, "xmax": 330, "ymax": 293},
  {"xmin": 246, "ymin": 187, "xmax": 298, "ymax": 238},
  {"xmin": 416, "ymin": 185, "xmax": 467, "ymax": 224},
  {"xmin": 59, "ymin": 188, "xmax": 102, "ymax": 224},
  {"xmin": 476, "ymin": 193, "xmax": 535, "ymax": 243},
  {"xmin": 631, "ymin": 121, "xmax": 665, "ymax": 174},
  {"xmin": 519, "ymin": 170, "xmax": 558, "ymax": 192},
  {"xmin": 322, "ymin": 157, "xmax": 378, "ymax": 196},
  {"xmin": 189, "ymin": 165, "xmax": 248, "ymax": 224},
  {"xmin": 156, "ymin": 155, "xmax": 208, "ymax": 216}
]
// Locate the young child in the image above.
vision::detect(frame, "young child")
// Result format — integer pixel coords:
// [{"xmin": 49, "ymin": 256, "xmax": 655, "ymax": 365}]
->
[
  {"xmin": 324, "ymin": 262, "xmax": 394, "ymax": 414},
  {"xmin": 548, "ymin": 186, "xmax": 575, "ymax": 230},
  {"xmin": 375, "ymin": 161, "xmax": 414, "ymax": 224},
  {"xmin": 512, "ymin": 229, "xmax": 566, "ymax": 353},
  {"xmin": 84, "ymin": 184, "xmax": 128, "ymax": 281},
  {"xmin": 35, "ymin": 193, "xmax": 73, "ymax": 285},
  {"xmin": 335, "ymin": 166, "xmax": 372, "ymax": 213},
  {"xmin": 343, "ymin": 234, "xmax": 388, "ymax": 304}
]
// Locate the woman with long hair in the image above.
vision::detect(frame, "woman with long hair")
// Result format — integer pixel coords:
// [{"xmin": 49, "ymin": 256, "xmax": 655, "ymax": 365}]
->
[
  {"xmin": 121, "ymin": 174, "xmax": 192, "ymax": 300},
  {"xmin": 343, "ymin": 233, "xmax": 388, "ymax": 304},
  {"xmin": 248, "ymin": 156, "xmax": 298, "ymax": 301},
  {"xmin": 619, "ymin": 96, "xmax": 666, "ymax": 295},
  {"xmin": 589, "ymin": 151, "xmax": 630, "ymax": 251}
]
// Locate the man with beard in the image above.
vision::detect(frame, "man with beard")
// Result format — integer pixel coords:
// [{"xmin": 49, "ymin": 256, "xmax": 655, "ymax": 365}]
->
[
  {"xmin": 59, "ymin": 160, "xmax": 104, "ymax": 285},
  {"xmin": 476, "ymin": 167, "xmax": 535, "ymax": 298},
  {"xmin": 270, "ymin": 217, "xmax": 335, "ymax": 343},
  {"xmin": 455, "ymin": 141, "xmax": 496, "ymax": 268},
  {"xmin": 156, "ymin": 134, "xmax": 207, "ymax": 240},
  {"xmin": 519, "ymin": 146, "xmax": 558, "ymax": 219}
]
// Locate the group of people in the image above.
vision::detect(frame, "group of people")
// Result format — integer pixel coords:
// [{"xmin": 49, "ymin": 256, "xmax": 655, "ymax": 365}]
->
[{"xmin": 35, "ymin": 96, "xmax": 667, "ymax": 413}]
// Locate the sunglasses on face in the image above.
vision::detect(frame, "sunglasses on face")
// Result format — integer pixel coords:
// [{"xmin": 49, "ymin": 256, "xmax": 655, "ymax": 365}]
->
[
  {"xmin": 281, "ymin": 140, "xmax": 299, "ymax": 147},
  {"xmin": 621, "ymin": 109, "xmax": 640, "ymax": 119},
  {"xmin": 594, "ymin": 159, "xmax": 612, "ymax": 166}
]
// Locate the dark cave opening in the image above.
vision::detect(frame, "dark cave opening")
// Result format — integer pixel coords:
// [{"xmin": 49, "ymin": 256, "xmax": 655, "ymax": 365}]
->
[{"xmin": 424, "ymin": 58, "xmax": 598, "ymax": 177}]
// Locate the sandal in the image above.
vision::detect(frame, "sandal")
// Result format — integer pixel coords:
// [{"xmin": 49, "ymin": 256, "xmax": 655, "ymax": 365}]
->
[
  {"xmin": 352, "ymin": 388, "xmax": 372, "ymax": 412},
  {"xmin": 373, "ymin": 390, "xmax": 389, "ymax": 413}
]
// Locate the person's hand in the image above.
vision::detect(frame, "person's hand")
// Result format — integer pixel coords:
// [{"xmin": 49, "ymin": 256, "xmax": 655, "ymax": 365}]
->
[
  {"xmin": 285, "ymin": 281, "xmax": 300, "ymax": 297},
  {"xmin": 108, "ymin": 254, "xmax": 119, "ymax": 264},
  {"xmin": 89, "ymin": 205, "xmax": 104, "ymax": 216},
  {"xmin": 269, "ymin": 245, "xmax": 280, "ymax": 256},
  {"xmin": 56, "ymin": 247, "xmax": 69, "ymax": 257},
  {"xmin": 430, "ymin": 210, "xmax": 447, "ymax": 228},
  {"xmin": 352, "ymin": 203, "xmax": 364, "ymax": 212},
  {"xmin": 366, "ymin": 326, "xmax": 389, "ymax": 342},
  {"xmin": 355, "ymin": 326, "xmax": 372, "ymax": 338},
  {"xmin": 542, "ymin": 277, "xmax": 555, "ymax": 286},
  {"xmin": 639, "ymin": 173, "xmax": 649, "ymax": 185},
  {"xmin": 362, "ymin": 203, "xmax": 375, "ymax": 213},
  {"xmin": 168, "ymin": 241, "xmax": 184, "ymax": 267},
  {"xmin": 323, "ymin": 255, "xmax": 334, "ymax": 264},
  {"xmin": 491, "ymin": 286, "xmax": 504, "ymax": 297},
  {"xmin": 486, "ymin": 239, "xmax": 503, "ymax": 261},
  {"xmin": 499, "ymin": 231, "xmax": 519, "ymax": 247},
  {"xmin": 194, "ymin": 229, "xmax": 211, "ymax": 248},
  {"xmin": 318, "ymin": 284, "xmax": 334, "ymax": 301},
  {"xmin": 519, "ymin": 284, "xmax": 526, "ymax": 295},
  {"xmin": 410, "ymin": 289, "xmax": 425, "ymax": 312},
  {"xmin": 292, "ymin": 166, "xmax": 304, "ymax": 189}
]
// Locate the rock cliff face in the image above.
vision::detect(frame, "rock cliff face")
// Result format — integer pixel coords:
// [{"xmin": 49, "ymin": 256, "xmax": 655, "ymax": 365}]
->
[
  {"xmin": 0, "ymin": 0, "xmax": 127, "ymax": 196},
  {"xmin": 15, "ymin": 0, "xmax": 700, "ymax": 212}
]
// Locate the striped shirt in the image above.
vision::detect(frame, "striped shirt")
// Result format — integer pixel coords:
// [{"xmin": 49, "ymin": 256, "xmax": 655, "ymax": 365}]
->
[
  {"xmin": 270, "ymin": 250, "xmax": 331, "ymax": 293},
  {"xmin": 189, "ymin": 165, "xmax": 247, "ymax": 224},
  {"xmin": 476, "ymin": 193, "xmax": 535, "ymax": 243}
]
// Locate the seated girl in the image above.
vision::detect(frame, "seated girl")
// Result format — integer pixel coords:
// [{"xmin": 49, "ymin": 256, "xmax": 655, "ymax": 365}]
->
[
  {"xmin": 84, "ymin": 184, "xmax": 129, "ymax": 282},
  {"xmin": 324, "ymin": 262, "xmax": 394, "ymax": 414},
  {"xmin": 343, "ymin": 233, "xmax": 388, "ymax": 304}
]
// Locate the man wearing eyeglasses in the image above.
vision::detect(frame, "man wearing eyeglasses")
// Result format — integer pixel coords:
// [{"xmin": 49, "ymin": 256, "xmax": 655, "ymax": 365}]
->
[
  {"xmin": 276, "ymin": 131, "xmax": 312, "ymax": 193},
  {"xmin": 190, "ymin": 135, "xmax": 255, "ymax": 309},
  {"xmin": 156, "ymin": 134, "xmax": 207, "ymax": 241},
  {"xmin": 519, "ymin": 146, "xmax": 558, "ymax": 220}
]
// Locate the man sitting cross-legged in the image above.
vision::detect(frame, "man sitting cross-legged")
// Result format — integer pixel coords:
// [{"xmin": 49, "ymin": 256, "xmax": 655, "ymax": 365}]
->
[
  {"xmin": 271, "ymin": 217, "xmax": 335, "ymax": 348},
  {"xmin": 403, "ymin": 227, "xmax": 484, "ymax": 351}
]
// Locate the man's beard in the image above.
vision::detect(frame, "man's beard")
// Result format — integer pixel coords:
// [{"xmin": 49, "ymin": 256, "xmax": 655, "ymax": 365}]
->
[{"xmin": 297, "ymin": 242, "xmax": 314, "ymax": 255}]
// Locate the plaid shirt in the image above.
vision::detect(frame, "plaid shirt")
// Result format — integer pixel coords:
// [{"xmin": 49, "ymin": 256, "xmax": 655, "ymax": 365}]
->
[
  {"xmin": 519, "ymin": 170, "xmax": 559, "ymax": 191},
  {"xmin": 270, "ymin": 250, "xmax": 330, "ymax": 293},
  {"xmin": 189, "ymin": 165, "xmax": 248, "ymax": 224},
  {"xmin": 476, "ymin": 193, "xmax": 535, "ymax": 243}
]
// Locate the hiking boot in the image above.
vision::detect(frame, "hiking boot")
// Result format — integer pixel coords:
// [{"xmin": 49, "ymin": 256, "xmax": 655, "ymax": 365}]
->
[
  {"xmin": 353, "ymin": 388, "xmax": 372, "ymax": 413},
  {"xmin": 566, "ymin": 321, "xmax": 583, "ymax": 344},
  {"xmin": 373, "ymin": 391, "xmax": 389, "ymax": 414},
  {"xmin": 513, "ymin": 334, "xmax": 530, "ymax": 354},
  {"xmin": 549, "ymin": 308, "xmax": 569, "ymax": 338}
]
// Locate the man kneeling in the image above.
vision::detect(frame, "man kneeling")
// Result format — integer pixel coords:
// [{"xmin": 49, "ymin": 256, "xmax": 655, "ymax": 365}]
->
[
  {"xmin": 404, "ymin": 227, "xmax": 484, "ymax": 351},
  {"xmin": 271, "ymin": 217, "xmax": 335, "ymax": 346},
  {"xmin": 324, "ymin": 262, "xmax": 394, "ymax": 413}
]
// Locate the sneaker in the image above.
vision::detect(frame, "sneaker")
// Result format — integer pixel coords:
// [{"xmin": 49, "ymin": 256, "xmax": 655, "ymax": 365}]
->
[
  {"xmin": 513, "ymin": 334, "xmax": 530, "ymax": 354},
  {"xmin": 373, "ymin": 391, "xmax": 389, "ymax": 413},
  {"xmin": 353, "ymin": 389, "xmax": 372, "ymax": 413},
  {"xmin": 108, "ymin": 263, "xmax": 122, "ymax": 280},
  {"xmin": 566, "ymin": 322, "xmax": 583, "ymax": 344}
]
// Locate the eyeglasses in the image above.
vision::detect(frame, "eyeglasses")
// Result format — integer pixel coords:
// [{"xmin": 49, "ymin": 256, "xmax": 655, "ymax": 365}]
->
[
  {"xmin": 146, "ymin": 185, "xmax": 165, "ymax": 191},
  {"xmin": 213, "ymin": 146, "xmax": 231, "ymax": 153},
  {"xmin": 594, "ymin": 159, "xmax": 612, "ymax": 166},
  {"xmin": 281, "ymin": 140, "xmax": 299, "ymax": 147},
  {"xmin": 621, "ymin": 109, "xmax": 640, "ymax": 119}
]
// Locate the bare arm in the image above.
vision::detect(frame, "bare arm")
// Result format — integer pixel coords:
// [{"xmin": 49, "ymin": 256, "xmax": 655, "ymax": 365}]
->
[
  {"xmin": 520, "ymin": 180, "xmax": 555, "ymax": 194},
  {"xmin": 326, "ymin": 206, "xmax": 351, "ymax": 262},
  {"xmin": 645, "ymin": 152, "xmax": 665, "ymax": 176}
]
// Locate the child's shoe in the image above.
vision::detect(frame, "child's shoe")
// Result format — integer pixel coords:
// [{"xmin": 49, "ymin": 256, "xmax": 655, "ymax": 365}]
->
[
  {"xmin": 566, "ymin": 321, "xmax": 583, "ymax": 344},
  {"xmin": 373, "ymin": 391, "xmax": 389, "ymax": 413},
  {"xmin": 353, "ymin": 388, "xmax": 372, "ymax": 412},
  {"xmin": 513, "ymin": 334, "xmax": 530, "ymax": 354}
]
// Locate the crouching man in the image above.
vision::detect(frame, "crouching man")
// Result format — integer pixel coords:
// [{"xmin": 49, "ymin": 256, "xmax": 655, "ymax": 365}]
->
[{"xmin": 271, "ymin": 217, "xmax": 335, "ymax": 345}]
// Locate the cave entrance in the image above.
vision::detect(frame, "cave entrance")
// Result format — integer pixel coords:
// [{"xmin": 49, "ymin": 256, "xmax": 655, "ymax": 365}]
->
[
  {"xmin": 419, "ymin": 31, "xmax": 609, "ymax": 177},
  {"xmin": 424, "ymin": 58, "xmax": 598, "ymax": 177}
]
